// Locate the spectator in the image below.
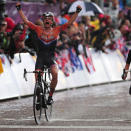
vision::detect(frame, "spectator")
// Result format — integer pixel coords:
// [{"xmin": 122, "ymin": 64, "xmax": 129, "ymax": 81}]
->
[
  {"xmin": 90, "ymin": 16, "xmax": 100, "ymax": 30},
  {"xmin": 119, "ymin": 24, "xmax": 130, "ymax": 41},
  {"xmin": 68, "ymin": 24, "xmax": 82, "ymax": 56},
  {"xmin": 4, "ymin": 14, "xmax": 15, "ymax": 32},
  {"xmin": 112, "ymin": 0, "xmax": 119, "ymax": 9},
  {"xmin": 81, "ymin": 16, "xmax": 94, "ymax": 44},
  {"xmin": 126, "ymin": 9, "xmax": 131, "ymax": 23},
  {"xmin": 90, "ymin": 26, "xmax": 110, "ymax": 53},
  {"xmin": 0, "ymin": 20, "xmax": 10, "ymax": 54},
  {"xmin": 124, "ymin": 19, "xmax": 131, "ymax": 27},
  {"xmin": 9, "ymin": 23, "xmax": 26, "ymax": 59},
  {"xmin": 117, "ymin": 10, "xmax": 126, "ymax": 28}
]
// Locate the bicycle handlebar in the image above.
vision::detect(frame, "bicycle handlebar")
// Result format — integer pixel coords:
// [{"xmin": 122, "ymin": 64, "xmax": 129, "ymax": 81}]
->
[
  {"xmin": 121, "ymin": 69, "xmax": 131, "ymax": 80},
  {"xmin": 23, "ymin": 68, "xmax": 50, "ymax": 81}
]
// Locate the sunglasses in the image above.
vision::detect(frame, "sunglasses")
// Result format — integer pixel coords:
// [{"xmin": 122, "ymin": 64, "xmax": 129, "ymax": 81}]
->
[{"xmin": 43, "ymin": 16, "xmax": 53, "ymax": 21}]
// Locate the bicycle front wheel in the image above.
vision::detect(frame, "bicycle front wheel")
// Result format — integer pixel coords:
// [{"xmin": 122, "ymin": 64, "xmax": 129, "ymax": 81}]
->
[
  {"xmin": 33, "ymin": 83, "xmax": 43, "ymax": 125},
  {"xmin": 44, "ymin": 85, "xmax": 53, "ymax": 121},
  {"xmin": 45, "ymin": 102, "xmax": 53, "ymax": 121}
]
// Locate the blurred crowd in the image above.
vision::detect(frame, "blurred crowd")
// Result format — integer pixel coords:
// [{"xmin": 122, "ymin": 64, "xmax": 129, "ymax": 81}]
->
[{"xmin": 0, "ymin": 0, "xmax": 131, "ymax": 76}]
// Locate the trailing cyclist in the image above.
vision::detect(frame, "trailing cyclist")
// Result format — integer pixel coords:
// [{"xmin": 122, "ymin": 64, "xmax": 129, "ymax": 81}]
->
[
  {"xmin": 122, "ymin": 49, "xmax": 131, "ymax": 80},
  {"xmin": 16, "ymin": 2, "xmax": 82, "ymax": 105},
  {"xmin": 122, "ymin": 49, "xmax": 131, "ymax": 94}
]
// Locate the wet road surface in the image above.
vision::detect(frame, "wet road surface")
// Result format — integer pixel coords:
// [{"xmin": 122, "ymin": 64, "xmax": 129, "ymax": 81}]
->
[{"xmin": 0, "ymin": 81, "xmax": 131, "ymax": 131}]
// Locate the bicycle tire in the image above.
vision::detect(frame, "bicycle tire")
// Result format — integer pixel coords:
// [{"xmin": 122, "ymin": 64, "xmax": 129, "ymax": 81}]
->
[
  {"xmin": 33, "ymin": 83, "xmax": 43, "ymax": 125},
  {"xmin": 43, "ymin": 83, "xmax": 53, "ymax": 121}
]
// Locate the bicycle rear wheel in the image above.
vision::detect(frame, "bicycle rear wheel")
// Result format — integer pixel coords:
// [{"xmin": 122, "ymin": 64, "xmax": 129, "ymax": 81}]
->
[
  {"xmin": 44, "ymin": 85, "xmax": 53, "ymax": 121},
  {"xmin": 33, "ymin": 83, "xmax": 43, "ymax": 125}
]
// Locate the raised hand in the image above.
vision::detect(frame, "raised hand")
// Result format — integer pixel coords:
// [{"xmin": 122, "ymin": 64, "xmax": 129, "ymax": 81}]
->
[{"xmin": 15, "ymin": 2, "xmax": 29, "ymax": 24}]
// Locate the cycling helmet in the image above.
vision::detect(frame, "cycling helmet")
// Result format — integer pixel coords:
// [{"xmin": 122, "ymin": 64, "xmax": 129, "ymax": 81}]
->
[
  {"xmin": 42, "ymin": 12, "xmax": 56, "ymax": 27},
  {"xmin": 42, "ymin": 12, "xmax": 54, "ymax": 21}
]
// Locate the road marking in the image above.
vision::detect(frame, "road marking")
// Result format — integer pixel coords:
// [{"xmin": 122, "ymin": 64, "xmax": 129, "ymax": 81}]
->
[
  {"xmin": 1, "ymin": 125, "xmax": 131, "ymax": 130},
  {"xmin": 50, "ymin": 118, "xmax": 122, "ymax": 122},
  {"xmin": 4, "ymin": 118, "xmax": 131, "ymax": 122}
]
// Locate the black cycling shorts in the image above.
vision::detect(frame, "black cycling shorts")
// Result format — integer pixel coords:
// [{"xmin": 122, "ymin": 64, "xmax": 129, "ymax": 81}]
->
[{"xmin": 35, "ymin": 54, "xmax": 56, "ymax": 70}]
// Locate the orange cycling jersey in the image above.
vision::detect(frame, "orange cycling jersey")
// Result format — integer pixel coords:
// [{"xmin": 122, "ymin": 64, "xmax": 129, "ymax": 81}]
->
[
  {"xmin": 27, "ymin": 21, "xmax": 69, "ymax": 69},
  {"xmin": 27, "ymin": 21, "xmax": 69, "ymax": 44}
]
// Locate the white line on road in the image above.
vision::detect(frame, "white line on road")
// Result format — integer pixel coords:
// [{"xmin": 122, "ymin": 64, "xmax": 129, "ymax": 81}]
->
[
  {"xmin": 1, "ymin": 125, "xmax": 131, "ymax": 130},
  {"xmin": 4, "ymin": 118, "xmax": 131, "ymax": 122},
  {"xmin": 51, "ymin": 118, "xmax": 131, "ymax": 122}
]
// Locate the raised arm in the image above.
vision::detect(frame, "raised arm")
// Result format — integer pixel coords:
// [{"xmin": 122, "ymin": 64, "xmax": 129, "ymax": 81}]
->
[
  {"xmin": 67, "ymin": 5, "xmax": 82, "ymax": 25},
  {"xmin": 16, "ymin": 3, "xmax": 29, "ymax": 24}
]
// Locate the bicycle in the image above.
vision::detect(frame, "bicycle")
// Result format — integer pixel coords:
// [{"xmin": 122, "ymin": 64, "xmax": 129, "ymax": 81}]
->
[
  {"xmin": 122, "ymin": 69, "xmax": 131, "ymax": 95},
  {"xmin": 23, "ymin": 66, "xmax": 53, "ymax": 124}
]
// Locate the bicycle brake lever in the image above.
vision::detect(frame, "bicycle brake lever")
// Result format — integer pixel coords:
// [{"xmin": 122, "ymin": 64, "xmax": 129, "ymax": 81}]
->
[{"xmin": 24, "ymin": 68, "xmax": 27, "ymax": 81}]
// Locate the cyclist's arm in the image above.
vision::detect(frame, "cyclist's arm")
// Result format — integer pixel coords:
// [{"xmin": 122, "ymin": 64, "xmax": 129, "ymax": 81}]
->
[
  {"xmin": 16, "ymin": 3, "xmax": 37, "ymax": 30},
  {"xmin": 16, "ymin": 3, "xmax": 29, "ymax": 24}
]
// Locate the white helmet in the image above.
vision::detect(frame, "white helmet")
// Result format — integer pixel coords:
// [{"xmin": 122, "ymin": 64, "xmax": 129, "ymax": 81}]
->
[
  {"xmin": 42, "ymin": 12, "xmax": 54, "ymax": 21},
  {"xmin": 42, "ymin": 12, "xmax": 56, "ymax": 27}
]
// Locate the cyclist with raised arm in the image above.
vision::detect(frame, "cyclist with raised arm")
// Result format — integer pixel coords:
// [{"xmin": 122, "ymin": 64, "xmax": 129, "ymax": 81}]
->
[
  {"xmin": 16, "ymin": 3, "xmax": 82, "ymax": 105},
  {"xmin": 122, "ymin": 49, "xmax": 131, "ymax": 95}
]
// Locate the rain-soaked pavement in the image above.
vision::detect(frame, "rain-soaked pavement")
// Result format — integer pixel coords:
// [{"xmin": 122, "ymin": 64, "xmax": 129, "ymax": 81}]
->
[{"xmin": 1, "ymin": 81, "xmax": 131, "ymax": 131}]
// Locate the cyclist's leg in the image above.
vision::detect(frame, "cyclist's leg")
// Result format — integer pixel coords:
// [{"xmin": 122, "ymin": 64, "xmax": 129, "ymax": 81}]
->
[
  {"xmin": 35, "ymin": 56, "xmax": 44, "ymax": 110},
  {"xmin": 49, "ymin": 64, "xmax": 58, "ymax": 97},
  {"xmin": 35, "ymin": 56, "xmax": 44, "ymax": 81},
  {"xmin": 47, "ymin": 64, "xmax": 58, "ymax": 105}
]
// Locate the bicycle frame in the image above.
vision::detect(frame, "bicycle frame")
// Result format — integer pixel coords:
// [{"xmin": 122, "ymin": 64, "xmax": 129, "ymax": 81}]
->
[{"xmin": 23, "ymin": 67, "xmax": 52, "ymax": 124}]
